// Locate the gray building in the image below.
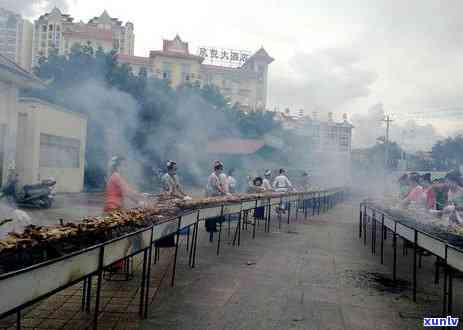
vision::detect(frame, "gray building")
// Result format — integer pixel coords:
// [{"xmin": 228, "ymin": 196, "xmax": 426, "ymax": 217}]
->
[{"xmin": 0, "ymin": 8, "xmax": 33, "ymax": 71}]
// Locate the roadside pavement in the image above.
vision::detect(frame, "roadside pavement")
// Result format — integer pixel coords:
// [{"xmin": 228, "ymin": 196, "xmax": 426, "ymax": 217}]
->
[{"xmin": 142, "ymin": 199, "xmax": 462, "ymax": 330}]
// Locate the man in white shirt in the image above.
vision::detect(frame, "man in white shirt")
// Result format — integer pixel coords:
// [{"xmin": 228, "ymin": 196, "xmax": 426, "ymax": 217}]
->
[
  {"xmin": 206, "ymin": 161, "xmax": 229, "ymax": 197},
  {"xmin": 272, "ymin": 169, "xmax": 294, "ymax": 193},
  {"xmin": 262, "ymin": 170, "xmax": 272, "ymax": 191},
  {"xmin": 161, "ymin": 161, "xmax": 191, "ymax": 199},
  {"xmin": 227, "ymin": 169, "xmax": 237, "ymax": 193},
  {"xmin": 205, "ymin": 160, "xmax": 229, "ymax": 238}
]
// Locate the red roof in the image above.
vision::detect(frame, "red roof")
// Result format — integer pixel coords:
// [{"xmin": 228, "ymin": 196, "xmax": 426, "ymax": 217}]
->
[{"xmin": 207, "ymin": 139, "xmax": 265, "ymax": 155}]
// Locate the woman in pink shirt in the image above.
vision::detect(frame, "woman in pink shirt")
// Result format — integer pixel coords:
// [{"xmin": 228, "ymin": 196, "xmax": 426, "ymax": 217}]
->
[
  {"xmin": 402, "ymin": 173, "xmax": 425, "ymax": 207},
  {"xmin": 104, "ymin": 156, "xmax": 143, "ymax": 273},
  {"xmin": 104, "ymin": 156, "xmax": 142, "ymax": 213}
]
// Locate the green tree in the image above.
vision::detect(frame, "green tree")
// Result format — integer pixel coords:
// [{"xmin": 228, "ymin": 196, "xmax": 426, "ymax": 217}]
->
[
  {"xmin": 26, "ymin": 45, "xmax": 283, "ymax": 189},
  {"xmin": 431, "ymin": 135, "xmax": 463, "ymax": 170}
]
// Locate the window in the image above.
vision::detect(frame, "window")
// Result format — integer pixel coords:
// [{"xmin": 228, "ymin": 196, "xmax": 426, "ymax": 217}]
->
[
  {"xmin": 162, "ymin": 62, "xmax": 172, "ymax": 80},
  {"xmin": 42, "ymin": 25, "xmax": 47, "ymax": 32},
  {"xmin": 181, "ymin": 64, "xmax": 190, "ymax": 82},
  {"xmin": 49, "ymin": 24, "xmax": 53, "ymax": 31},
  {"xmin": 39, "ymin": 134, "xmax": 80, "ymax": 168},
  {"xmin": 339, "ymin": 136, "xmax": 349, "ymax": 151}
]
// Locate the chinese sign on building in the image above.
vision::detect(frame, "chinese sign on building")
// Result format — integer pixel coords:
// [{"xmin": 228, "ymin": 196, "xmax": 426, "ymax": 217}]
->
[{"xmin": 197, "ymin": 46, "xmax": 251, "ymax": 68}]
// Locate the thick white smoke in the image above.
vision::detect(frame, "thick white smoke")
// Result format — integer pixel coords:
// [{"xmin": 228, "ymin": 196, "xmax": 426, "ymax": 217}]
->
[{"xmin": 351, "ymin": 103, "xmax": 444, "ymax": 151}]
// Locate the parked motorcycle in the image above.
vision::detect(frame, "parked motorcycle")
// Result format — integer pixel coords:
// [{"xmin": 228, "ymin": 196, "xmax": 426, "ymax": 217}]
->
[{"xmin": 2, "ymin": 173, "xmax": 56, "ymax": 209}]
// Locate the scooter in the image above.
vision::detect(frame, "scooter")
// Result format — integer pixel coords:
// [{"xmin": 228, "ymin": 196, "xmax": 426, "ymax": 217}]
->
[{"xmin": 2, "ymin": 177, "xmax": 56, "ymax": 209}]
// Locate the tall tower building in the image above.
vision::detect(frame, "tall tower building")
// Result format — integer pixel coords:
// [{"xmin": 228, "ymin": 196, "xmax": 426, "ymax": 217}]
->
[{"xmin": 0, "ymin": 8, "xmax": 33, "ymax": 71}]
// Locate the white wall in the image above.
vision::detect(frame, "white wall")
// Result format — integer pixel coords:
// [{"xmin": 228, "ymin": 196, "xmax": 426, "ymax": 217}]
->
[
  {"xmin": 0, "ymin": 81, "xmax": 19, "ymax": 186},
  {"xmin": 20, "ymin": 20, "xmax": 33, "ymax": 71},
  {"xmin": 18, "ymin": 98, "xmax": 87, "ymax": 193}
]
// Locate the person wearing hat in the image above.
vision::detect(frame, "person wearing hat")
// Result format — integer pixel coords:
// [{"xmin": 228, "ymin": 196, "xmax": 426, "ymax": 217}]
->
[
  {"xmin": 104, "ymin": 156, "xmax": 145, "ymax": 272},
  {"xmin": 262, "ymin": 170, "xmax": 272, "ymax": 191},
  {"xmin": 206, "ymin": 160, "xmax": 229, "ymax": 197},
  {"xmin": 104, "ymin": 156, "xmax": 144, "ymax": 213},
  {"xmin": 205, "ymin": 160, "xmax": 229, "ymax": 238},
  {"xmin": 161, "ymin": 161, "xmax": 191, "ymax": 200}
]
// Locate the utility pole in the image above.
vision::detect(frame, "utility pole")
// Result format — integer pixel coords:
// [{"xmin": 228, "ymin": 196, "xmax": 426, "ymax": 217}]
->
[{"xmin": 381, "ymin": 115, "xmax": 394, "ymax": 171}]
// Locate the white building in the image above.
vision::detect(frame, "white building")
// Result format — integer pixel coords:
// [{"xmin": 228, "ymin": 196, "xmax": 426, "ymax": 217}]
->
[
  {"xmin": 33, "ymin": 8, "xmax": 134, "ymax": 67},
  {"xmin": 0, "ymin": 8, "xmax": 33, "ymax": 71},
  {"xmin": 0, "ymin": 54, "xmax": 87, "ymax": 193},
  {"xmin": 0, "ymin": 54, "xmax": 43, "ymax": 185},
  {"xmin": 277, "ymin": 111, "xmax": 354, "ymax": 186},
  {"xmin": 117, "ymin": 35, "xmax": 273, "ymax": 111},
  {"xmin": 18, "ymin": 98, "xmax": 87, "ymax": 193}
]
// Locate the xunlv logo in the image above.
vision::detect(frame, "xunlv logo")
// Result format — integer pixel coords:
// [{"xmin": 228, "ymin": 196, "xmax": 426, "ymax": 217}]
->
[{"xmin": 423, "ymin": 316, "xmax": 459, "ymax": 327}]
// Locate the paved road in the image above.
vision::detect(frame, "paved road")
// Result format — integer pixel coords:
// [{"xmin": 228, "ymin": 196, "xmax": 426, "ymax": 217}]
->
[
  {"xmin": 142, "ymin": 199, "xmax": 462, "ymax": 330},
  {"xmin": 21, "ymin": 193, "xmax": 104, "ymax": 226}
]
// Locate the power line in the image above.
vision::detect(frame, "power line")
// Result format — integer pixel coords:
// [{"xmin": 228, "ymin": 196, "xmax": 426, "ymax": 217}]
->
[{"xmin": 381, "ymin": 115, "xmax": 394, "ymax": 169}]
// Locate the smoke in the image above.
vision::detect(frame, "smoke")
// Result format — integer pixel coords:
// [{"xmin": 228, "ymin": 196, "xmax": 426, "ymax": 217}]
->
[
  {"xmin": 351, "ymin": 103, "xmax": 444, "ymax": 151},
  {"xmin": 0, "ymin": 0, "xmax": 72, "ymax": 17},
  {"xmin": 60, "ymin": 79, "xmax": 144, "ymax": 187},
  {"xmin": 269, "ymin": 47, "xmax": 377, "ymax": 112}
]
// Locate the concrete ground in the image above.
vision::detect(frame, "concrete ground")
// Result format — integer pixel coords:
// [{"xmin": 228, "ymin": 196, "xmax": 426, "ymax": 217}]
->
[
  {"xmin": 1, "ymin": 197, "xmax": 461, "ymax": 330},
  {"xmin": 142, "ymin": 199, "xmax": 462, "ymax": 330}
]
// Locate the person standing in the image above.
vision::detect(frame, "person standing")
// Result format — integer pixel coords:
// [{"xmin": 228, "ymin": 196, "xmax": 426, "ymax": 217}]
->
[
  {"xmin": 398, "ymin": 174, "xmax": 410, "ymax": 199},
  {"xmin": 104, "ymin": 156, "xmax": 144, "ymax": 213},
  {"xmin": 205, "ymin": 161, "xmax": 228, "ymax": 238},
  {"xmin": 227, "ymin": 169, "xmax": 237, "ymax": 194},
  {"xmin": 104, "ymin": 156, "xmax": 144, "ymax": 272},
  {"xmin": 206, "ymin": 161, "xmax": 229, "ymax": 197},
  {"xmin": 247, "ymin": 177, "xmax": 265, "ymax": 193},
  {"xmin": 262, "ymin": 170, "xmax": 272, "ymax": 191},
  {"xmin": 273, "ymin": 169, "xmax": 294, "ymax": 214},
  {"xmin": 301, "ymin": 171, "xmax": 311, "ymax": 191},
  {"xmin": 445, "ymin": 170, "xmax": 463, "ymax": 227},
  {"xmin": 272, "ymin": 169, "xmax": 294, "ymax": 193},
  {"xmin": 158, "ymin": 160, "xmax": 192, "ymax": 247},
  {"xmin": 161, "ymin": 161, "xmax": 191, "ymax": 199},
  {"xmin": 401, "ymin": 172, "xmax": 425, "ymax": 208},
  {"xmin": 248, "ymin": 177, "xmax": 266, "ymax": 219}
]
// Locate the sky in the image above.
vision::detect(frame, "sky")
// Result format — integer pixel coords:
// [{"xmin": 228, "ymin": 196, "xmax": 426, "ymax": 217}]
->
[{"xmin": 3, "ymin": 0, "xmax": 463, "ymax": 148}]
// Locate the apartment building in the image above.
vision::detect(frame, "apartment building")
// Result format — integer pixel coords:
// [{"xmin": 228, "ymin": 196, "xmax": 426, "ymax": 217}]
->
[
  {"xmin": 118, "ymin": 35, "xmax": 274, "ymax": 111},
  {"xmin": 33, "ymin": 8, "xmax": 134, "ymax": 67},
  {"xmin": 0, "ymin": 8, "xmax": 33, "ymax": 71}
]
